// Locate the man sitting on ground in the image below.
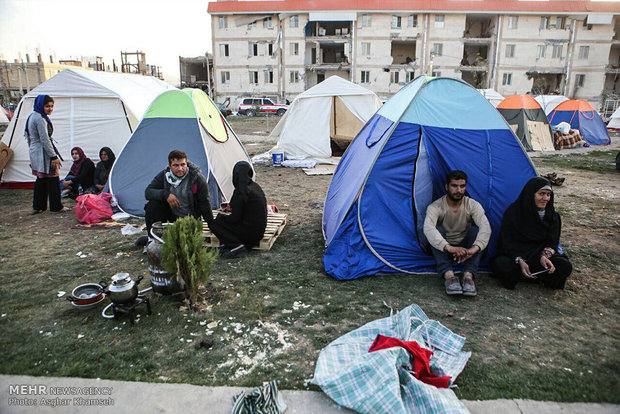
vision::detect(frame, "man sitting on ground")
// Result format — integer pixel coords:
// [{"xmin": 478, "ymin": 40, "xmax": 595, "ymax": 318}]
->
[
  {"xmin": 140, "ymin": 149, "xmax": 213, "ymax": 243},
  {"xmin": 423, "ymin": 170, "xmax": 491, "ymax": 296}
]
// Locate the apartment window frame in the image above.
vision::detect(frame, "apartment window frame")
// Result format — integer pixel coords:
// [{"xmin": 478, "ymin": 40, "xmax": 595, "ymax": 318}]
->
[
  {"xmin": 431, "ymin": 43, "xmax": 443, "ymax": 57},
  {"xmin": 431, "ymin": 70, "xmax": 442, "ymax": 77},
  {"xmin": 250, "ymin": 42, "xmax": 259, "ymax": 57},
  {"xmin": 406, "ymin": 71, "xmax": 415, "ymax": 82},
  {"xmin": 220, "ymin": 71, "xmax": 230, "ymax": 84},
  {"xmin": 264, "ymin": 70, "xmax": 274, "ymax": 84},
  {"xmin": 361, "ymin": 42, "xmax": 371, "ymax": 56},
  {"xmin": 290, "ymin": 15, "xmax": 298, "ymax": 28},
  {"xmin": 575, "ymin": 74, "xmax": 585, "ymax": 88},
  {"xmin": 267, "ymin": 42, "xmax": 274, "ymax": 57},
  {"xmin": 540, "ymin": 16, "xmax": 550, "ymax": 30},
  {"xmin": 362, "ymin": 14, "xmax": 371, "ymax": 27},
  {"xmin": 502, "ymin": 73, "xmax": 512, "ymax": 86},
  {"xmin": 290, "ymin": 42, "xmax": 299, "ymax": 56},
  {"xmin": 249, "ymin": 71, "xmax": 259, "ymax": 85},
  {"xmin": 248, "ymin": 21, "xmax": 256, "ymax": 30},
  {"xmin": 219, "ymin": 44, "xmax": 230, "ymax": 57},
  {"xmin": 218, "ymin": 16, "xmax": 228, "ymax": 29},
  {"xmin": 583, "ymin": 20, "xmax": 592, "ymax": 31},
  {"xmin": 263, "ymin": 17, "xmax": 273, "ymax": 28},
  {"xmin": 556, "ymin": 16, "xmax": 566, "ymax": 30},
  {"xmin": 435, "ymin": 15, "xmax": 445, "ymax": 29},
  {"xmin": 290, "ymin": 70, "xmax": 300, "ymax": 83},
  {"xmin": 391, "ymin": 15, "xmax": 402, "ymax": 29},
  {"xmin": 360, "ymin": 70, "xmax": 370, "ymax": 83},
  {"xmin": 390, "ymin": 71, "xmax": 400, "ymax": 84},
  {"xmin": 578, "ymin": 45, "xmax": 590, "ymax": 59},
  {"xmin": 552, "ymin": 45, "xmax": 563, "ymax": 59},
  {"xmin": 536, "ymin": 45, "xmax": 547, "ymax": 60},
  {"xmin": 408, "ymin": 14, "xmax": 418, "ymax": 28},
  {"xmin": 505, "ymin": 44, "xmax": 515, "ymax": 58},
  {"xmin": 507, "ymin": 16, "xmax": 518, "ymax": 29}
]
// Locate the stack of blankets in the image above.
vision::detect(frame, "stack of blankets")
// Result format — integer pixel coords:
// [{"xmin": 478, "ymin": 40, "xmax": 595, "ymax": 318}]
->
[{"xmin": 553, "ymin": 129, "xmax": 586, "ymax": 150}]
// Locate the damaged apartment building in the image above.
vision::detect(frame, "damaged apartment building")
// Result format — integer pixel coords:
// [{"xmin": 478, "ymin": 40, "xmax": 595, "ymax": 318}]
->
[{"xmin": 207, "ymin": 0, "xmax": 620, "ymax": 109}]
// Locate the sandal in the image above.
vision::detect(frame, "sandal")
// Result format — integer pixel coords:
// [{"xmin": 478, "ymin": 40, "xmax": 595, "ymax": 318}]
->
[
  {"xmin": 28, "ymin": 210, "xmax": 44, "ymax": 215},
  {"xmin": 51, "ymin": 206, "xmax": 72, "ymax": 213}
]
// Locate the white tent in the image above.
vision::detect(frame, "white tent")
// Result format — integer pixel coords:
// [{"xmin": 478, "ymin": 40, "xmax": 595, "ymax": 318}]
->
[
  {"xmin": 477, "ymin": 89, "xmax": 504, "ymax": 107},
  {"xmin": 0, "ymin": 68, "xmax": 174, "ymax": 185},
  {"xmin": 534, "ymin": 95, "xmax": 569, "ymax": 115},
  {"xmin": 608, "ymin": 106, "xmax": 620, "ymax": 129},
  {"xmin": 0, "ymin": 108, "xmax": 9, "ymax": 125},
  {"xmin": 270, "ymin": 76, "xmax": 382, "ymax": 159}
]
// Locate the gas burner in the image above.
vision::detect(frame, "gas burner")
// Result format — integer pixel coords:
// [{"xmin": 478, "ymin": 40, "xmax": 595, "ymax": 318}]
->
[{"xmin": 111, "ymin": 295, "xmax": 152, "ymax": 324}]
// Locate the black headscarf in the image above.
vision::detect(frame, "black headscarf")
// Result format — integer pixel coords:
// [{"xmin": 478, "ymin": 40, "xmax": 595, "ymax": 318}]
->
[
  {"xmin": 496, "ymin": 177, "xmax": 561, "ymax": 260},
  {"xmin": 99, "ymin": 147, "xmax": 116, "ymax": 170},
  {"xmin": 232, "ymin": 161, "xmax": 253, "ymax": 195}
]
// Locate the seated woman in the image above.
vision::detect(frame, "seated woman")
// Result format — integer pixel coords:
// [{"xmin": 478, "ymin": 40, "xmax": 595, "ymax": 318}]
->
[
  {"xmin": 88, "ymin": 147, "xmax": 116, "ymax": 194},
  {"xmin": 208, "ymin": 161, "xmax": 267, "ymax": 259},
  {"xmin": 492, "ymin": 177, "xmax": 572, "ymax": 290},
  {"xmin": 61, "ymin": 147, "xmax": 95, "ymax": 199}
]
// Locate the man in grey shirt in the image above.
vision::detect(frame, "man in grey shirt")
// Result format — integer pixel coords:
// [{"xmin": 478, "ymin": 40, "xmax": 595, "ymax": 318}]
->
[{"xmin": 423, "ymin": 170, "xmax": 491, "ymax": 296}]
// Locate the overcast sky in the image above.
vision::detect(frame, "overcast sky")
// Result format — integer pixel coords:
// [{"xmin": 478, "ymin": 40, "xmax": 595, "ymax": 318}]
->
[{"xmin": 0, "ymin": 0, "xmax": 213, "ymax": 85}]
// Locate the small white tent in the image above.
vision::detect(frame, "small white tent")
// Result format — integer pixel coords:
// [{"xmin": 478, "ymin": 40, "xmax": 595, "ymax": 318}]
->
[
  {"xmin": 607, "ymin": 106, "xmax": 620, "ymax": 130},
  {"xmin": 270, "ymin": 76, "xmax": 382, "ymax": 159},
  {"xmin": 0, "ymin": 108, "xmax": 9, "ymax": 125},
  {"xmin": 534, "ymin": 95, "xmax": 569, "ymax": 115},
  {"xmin": 0, "ymin": 68, "xmax": 174, "ymax": 185},
  {"xmin": 477, "ymin": 89, "xmax": 504, "ymax": 107}
]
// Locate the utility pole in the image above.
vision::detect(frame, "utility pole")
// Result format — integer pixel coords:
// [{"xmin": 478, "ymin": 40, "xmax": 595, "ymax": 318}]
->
[{"xmin": 205, "ymin": 52, "xmax": 212, "ymax": 98}]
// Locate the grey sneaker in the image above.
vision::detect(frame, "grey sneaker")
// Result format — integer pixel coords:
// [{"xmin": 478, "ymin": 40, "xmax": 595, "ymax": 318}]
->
[
  {"xmin": 462, "ymin": 277, "xmax": 477, "ymax": 296},
  {"xmin": 444, "ymin": 276, "xmax": 463, "ymax": 295}
]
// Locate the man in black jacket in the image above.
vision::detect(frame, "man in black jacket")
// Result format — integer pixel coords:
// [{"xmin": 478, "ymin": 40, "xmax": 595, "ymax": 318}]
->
[{"xmin": 143, "ymin": 149, "xmax": 213, "ymax": 235}]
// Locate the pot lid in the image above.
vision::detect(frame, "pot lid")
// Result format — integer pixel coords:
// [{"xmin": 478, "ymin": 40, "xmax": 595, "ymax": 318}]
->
[{"xmin": 111, "ymin": 273, "xmax": 131, "ymax": 285}]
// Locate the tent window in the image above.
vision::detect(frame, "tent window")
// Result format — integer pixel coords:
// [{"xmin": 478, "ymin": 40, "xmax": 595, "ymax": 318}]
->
[
  {"xmin": 362, "ymin": 14, "xmax": 371, "ymax": 27},
  {"xmin": 361, "ymin": 70, "xmax": 370, "ymax": 83},
  {"xmin": 505, "ymin": 44, "xmax": 515, "ymax": 58},
  {"xmin": 502, "ymin": 73, "xmax": 512, "ymax": 86},
  {"xmin": 249, "ymin": 71, "xmax": 259, "ymax": 84},
  {"xmin": 435, "ymin": 15, "xmax": 444, "ymax": 29},
  {"xmin": 219, "ymin": 16, "xmax": 228, "ymax": 29},
  {"xmin": 408, "ymin": 15, "xmax": 418, "ymax": 28},
  {"xmin": 290, "ymin": 71, "xmax": 300, "ymax": 83},
  {"xmin": 507, "ymin": 16, "xmax": 518, "ymax": 29},
  {"xmin": 219, "ymin": 44, "xmax": 229, "ymax": 57},
  {"xmin": 392, "ymin": 16, "xmax": 401, "ymax": 29},
  {"xmin": 290, "ymin": 15, "xmax": 299, "ymax": 28},
  {"xmin": 264, "ymin": 70, "xmax": 274, "ymax": 84},
  {"xmin": 221, "ymin": 71, "xmax": 230, "ymax": 84},
  {"xmin": 575, "ymin": 74, "xmax": 585, "ymax": 88},
  {"xmin": 390, "ymin": 71, "xmax": 400, "ymax": 84},
  {"xmin": 578, "ymin": 46, "xmax": 590, "ymax": 59},
  {"xmin": 290, "ymin": 42, "xmax": 299, "ymax": 56}
]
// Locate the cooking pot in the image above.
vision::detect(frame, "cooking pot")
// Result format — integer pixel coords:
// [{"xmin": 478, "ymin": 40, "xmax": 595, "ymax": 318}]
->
[
  {"xmin": 66, "ymin": 282, "xmax": 106, "ymax": 309},
  {"xmin": 101, "ymin": 273, "xmax": 144, "ymax": 304}
]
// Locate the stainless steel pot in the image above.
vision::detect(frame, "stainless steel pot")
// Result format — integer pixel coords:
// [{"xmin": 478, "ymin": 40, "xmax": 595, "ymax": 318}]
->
[
  {"xmin": 101, "ymin": 273, "xmax": 144, "ymax": 304},
  {"xmin": 66, "ymin": 282, "xmax": 106, "ymax": 309}
]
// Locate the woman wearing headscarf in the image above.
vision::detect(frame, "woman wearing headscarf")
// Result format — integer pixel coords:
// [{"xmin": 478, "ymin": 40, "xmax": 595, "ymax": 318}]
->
[
  {"xmin": 492, "ymin": 177, "xmax": 572, "ymax": 290},
  {"xmin": 208, "ymin": 161, "xmax": 267, "ymax": 259},
  {"xmin": 89, "ymin": 146, "xmax": 116, "ymax": 193},
  {"xmin": 61, "ymin": 146, "xmax": 95, "ymax": 199},
  {"xmin": 25, "ymin": 95, "xmax": 68, "ymax": 214}
]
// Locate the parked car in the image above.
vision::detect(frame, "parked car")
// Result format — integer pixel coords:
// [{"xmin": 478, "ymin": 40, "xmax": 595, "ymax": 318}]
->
[
  {"xmin": 237, "ymin": 97, "xmax": 288, "ymax": 116},
  {"xmin": 215, "ymin": 103, "xmax": 232, "ymax": 117}
]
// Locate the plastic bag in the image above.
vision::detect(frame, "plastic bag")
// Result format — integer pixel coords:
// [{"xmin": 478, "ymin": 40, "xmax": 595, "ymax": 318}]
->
[{"xmin": 75, "ymin": 192, "xmax": 114, "ymax": 224}]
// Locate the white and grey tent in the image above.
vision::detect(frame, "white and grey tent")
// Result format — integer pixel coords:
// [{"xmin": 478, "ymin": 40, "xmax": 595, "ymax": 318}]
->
[
  {"xmin": 534, "ymin": 95, "xmax": 569, "ymax": 116},
  {"xmin": 270, "ymin": 76, "xmax": 382, "ymax": 159},
  {"xmin": 477, "ymin": 89, "xmax": 504, "ymax": 107},
  {"xmin": 607, "ymin": 106, "xmax": 620, "ymax": 130},
  {"xmin": 0, "ymin": 68, "xmax": 174, "ymax": 186}
]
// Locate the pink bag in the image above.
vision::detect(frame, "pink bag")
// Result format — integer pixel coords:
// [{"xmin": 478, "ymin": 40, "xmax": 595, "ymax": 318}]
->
[{"xmin": 75, "ymin": 192, "xmax": 114, "ymax": 224}]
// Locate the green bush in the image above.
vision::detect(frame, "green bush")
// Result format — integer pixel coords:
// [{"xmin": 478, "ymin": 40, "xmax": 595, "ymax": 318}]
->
[{"xmin": 160, "ymin": 216, "xmax": 217, "ymax": 299}]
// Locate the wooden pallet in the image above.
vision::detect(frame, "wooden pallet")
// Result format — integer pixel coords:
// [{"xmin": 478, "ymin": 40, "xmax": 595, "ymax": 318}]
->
[{"xmin": 202, "ymin": 212, "xmax": 287, "ymax": 251}]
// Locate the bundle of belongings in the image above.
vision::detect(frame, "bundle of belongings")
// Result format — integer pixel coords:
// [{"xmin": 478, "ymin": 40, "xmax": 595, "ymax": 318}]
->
[
  {"xmin": 551, "ymin": 122, "xmax": 586, "ymax": 150},
  {"xmin": 312, "ymin": 304, "xmax": 471, "ymax": 414}
]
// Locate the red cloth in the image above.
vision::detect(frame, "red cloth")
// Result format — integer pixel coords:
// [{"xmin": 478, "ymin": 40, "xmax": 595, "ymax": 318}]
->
[{"xmin": 368, "ymin": 334, "xmax": 452, "ymax": 388}]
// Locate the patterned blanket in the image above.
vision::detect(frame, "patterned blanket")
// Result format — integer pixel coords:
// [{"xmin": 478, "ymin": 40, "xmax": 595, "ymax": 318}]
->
[
  {"xmin": 312, "ymin": 304, "xmax": 471, "ymax": 414},
  {"xmin": 554, "ymin": 129, "xmax": 586, "ymax": 150}
]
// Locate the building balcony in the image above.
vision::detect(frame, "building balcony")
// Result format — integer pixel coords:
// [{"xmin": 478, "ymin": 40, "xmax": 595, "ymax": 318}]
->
[
  {"xmin": 305, "ymin": 35, "xmax": 350, "ymax": 44},
  {"xmin": 526, "ymin": 66, "xmax": 566, "ymax": 75},
  {"xmin": 305, "ymin": 63, "xmax": 351, "ymax": 72},
  {"xmin": 458, "ymin": 65, "xmax": 488, "ymax": 72},
  {"xmin": 388, "ymin": 62, "xmax": 418, "ymax": 71},
  {"xmin": 461, "ymin": 37, "xmax": 493, "ymax": 45},
  {"xmin": 605, "ymin": 64, "xmax": 620, "ymax": 74}
]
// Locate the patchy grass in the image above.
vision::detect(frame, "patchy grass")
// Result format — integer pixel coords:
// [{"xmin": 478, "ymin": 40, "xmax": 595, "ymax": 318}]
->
[
  {"xmin": 0, "ymin": 153, "xmax": 619, "ymax": 404},
  {"xmin": 535, "ymin": 150, "xmax": 619, "ymax": 174}
]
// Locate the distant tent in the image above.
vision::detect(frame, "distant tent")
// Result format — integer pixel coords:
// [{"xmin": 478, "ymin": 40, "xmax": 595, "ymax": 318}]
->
[
  {"xmin": 0, "ymin": 108, "xmax": 8, "ymax": 125},
  {"xmin": 108, "ymin": 88, "xmax": 252, "ymax": 216},
  {"xmin": 548, "ymin": 99, "xmax": 610, "ymax": 146},
  {"xmin": 607, "ymin": 106, "xmax": 620, "ymax": 130},
  {"xmin": 0, "ymin": 68, "xmax": 174, "ymax": 186},
  {"xmin": 323, "ymin": 76, "xmax": 537, "ymax": 280},
  {"xmin": 534, "ymin": 95, "xmax": 569, "ymax": 115},
  {"xmin": 477, "ymin": 89, "xmax": 504, "ymax": 107},
  {"xmin": 270, "ymin": 76, "xmax": 382, "ymax": 159},
  {"xmin": 497, "ymin": 95, "xmax": 555, "ymax": 151}
]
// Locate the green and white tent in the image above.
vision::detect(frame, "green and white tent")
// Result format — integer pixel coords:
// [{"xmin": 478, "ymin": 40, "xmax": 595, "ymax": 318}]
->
[{"xmin": 108, "ymin": 88, "xmax": 252, "ymax": 216}]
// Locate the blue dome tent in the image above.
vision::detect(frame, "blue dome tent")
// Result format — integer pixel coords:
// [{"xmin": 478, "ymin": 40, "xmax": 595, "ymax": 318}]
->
[{"xmin": 322, "ymin": 76, "xmax": 538, "ymax": 280}]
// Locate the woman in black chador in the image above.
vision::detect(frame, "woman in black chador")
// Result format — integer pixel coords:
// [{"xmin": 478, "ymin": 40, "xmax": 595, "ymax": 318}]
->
[
  {"xmin": 208, "ymin": 161, "xmax": 267, "ymax": 259},
  {"xmin": 492, "ymin": 177, "xmax": 572, "ymax": 290}
]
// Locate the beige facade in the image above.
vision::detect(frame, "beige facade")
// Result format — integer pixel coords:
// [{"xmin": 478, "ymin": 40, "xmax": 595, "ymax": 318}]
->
[{"xmin": 209, "ymin": 9, "xmax": 620, "ymax": 108}]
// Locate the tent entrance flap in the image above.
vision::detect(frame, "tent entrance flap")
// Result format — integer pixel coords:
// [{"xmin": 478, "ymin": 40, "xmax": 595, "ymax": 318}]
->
[{"xmin": 331, "ymin": 96, "xmax": 365, "ymax": 141}]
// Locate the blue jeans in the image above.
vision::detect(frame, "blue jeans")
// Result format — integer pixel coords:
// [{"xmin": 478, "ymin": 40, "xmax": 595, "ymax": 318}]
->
[
  {"xmin": 60, "ymin": 174, "xmax": 83, "ymax": 196},
  {"xmin": 431, "ymin": 226, "xmax": 481, "ymax": 278}
]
